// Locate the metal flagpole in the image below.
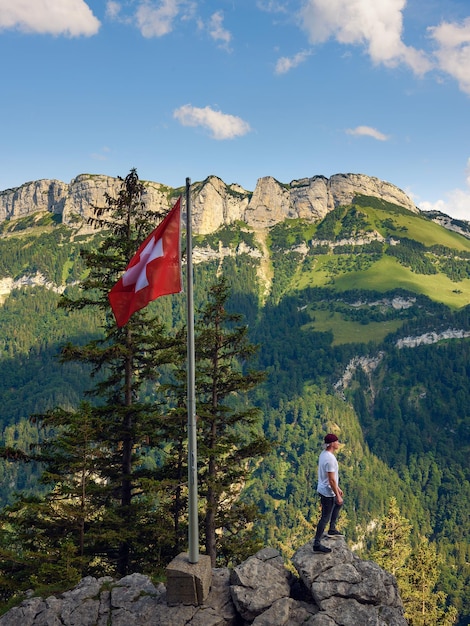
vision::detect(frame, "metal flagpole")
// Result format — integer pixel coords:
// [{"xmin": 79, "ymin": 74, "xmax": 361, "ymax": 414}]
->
[{"xmin": 185, "ymin": 177, "xmax": 199, "ymax": 564}]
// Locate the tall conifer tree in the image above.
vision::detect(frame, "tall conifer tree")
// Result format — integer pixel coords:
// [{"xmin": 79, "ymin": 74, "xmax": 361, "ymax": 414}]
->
[
  {"xmin": 405, "ymin": 538, "xmax": 457, "ymax": 626},
  {"xmin": 193, "ymin": 276, "xmax": 271, "ymax": 566},
  {"xmin": 0, "ymin": 170, "xmax": 183, "ymax": 587},
  {"xmin": 57, "ymin": 169, "xmax": 183, "ymax": 575},
  {"xmin": 372, "ymin": 496, "xmax": 412, "ymax": 581}
]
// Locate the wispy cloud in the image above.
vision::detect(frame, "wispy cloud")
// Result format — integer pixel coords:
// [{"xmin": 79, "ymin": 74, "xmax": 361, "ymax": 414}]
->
[
  {"xmin": 256, "ymin": 0, "xmax": 289, "ymax": 13},
  {"xmin": 207, "ymin": 11, "xmax": 232, "ymax": 51},
  {"xmin": 275, "ymin": 49, "xmax": 312, "ymax": 74},
  {"xmin": 173, "ymin": 105, "xmax": 251, "ymax": 140},
  {"xmin": 135, "ymin": 0, "xmax": 181, "ymax": 37},
  {"xmin": 91, "ymin": 146, "xmax": 111, "ymax": 162},
  {"xmin": 107, "ymin": 0, "xmax": 196, "ymax": 38},
  {"xmin": 0, "ymin": 0, "xmax": 100, "ymax": 37},
  {"xmin": 105, "ymin": 1, "xmax": 121, "ymax": 21},
  {"xmin": 346, "ymin": 126, "xmax": 390, "ymax": 141},
  {"xmin": 428, "ymin": 18, "xmax": 470, "ymax": 96}
]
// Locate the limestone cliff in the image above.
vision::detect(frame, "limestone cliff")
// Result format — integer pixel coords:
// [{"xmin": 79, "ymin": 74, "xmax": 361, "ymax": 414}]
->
[{"xmin": 0, "ymin": 172, "xmax": 418, "ymax": 235}]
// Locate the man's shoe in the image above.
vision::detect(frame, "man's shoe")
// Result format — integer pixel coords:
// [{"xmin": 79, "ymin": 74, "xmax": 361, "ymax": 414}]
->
[
  {"xmin": 327, "ymin": 529, "xmax": 344, "ymax": 537},
  {"xmin": 313, "ymin": 543, "xmax": 332, "ymax": 553}
]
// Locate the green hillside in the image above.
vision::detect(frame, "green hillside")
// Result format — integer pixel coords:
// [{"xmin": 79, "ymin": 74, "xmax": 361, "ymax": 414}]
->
[
  {"xmin": 354, "ymin": 198, "xmax": 470, "ymax": 250},
  {"xmin": 0, "ymin": 196, "xmax": 469, "ymax": 623},
  {"xmin": 296, "ymin": 252, "xmax": 470, "ymax": 309}
]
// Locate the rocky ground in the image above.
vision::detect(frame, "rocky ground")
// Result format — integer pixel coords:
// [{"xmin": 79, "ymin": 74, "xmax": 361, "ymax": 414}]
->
[{"xmin": 0, "ymin": 537, "xmax": 407, "ymax": 626}]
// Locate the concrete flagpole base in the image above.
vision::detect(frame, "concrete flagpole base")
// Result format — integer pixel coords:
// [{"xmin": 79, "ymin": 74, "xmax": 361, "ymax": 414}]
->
[{"xmin": 165, "ymin": 553, "xmax": 212, "ymax": 606}]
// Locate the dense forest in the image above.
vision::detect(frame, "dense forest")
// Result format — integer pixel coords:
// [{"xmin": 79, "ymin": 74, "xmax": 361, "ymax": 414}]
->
[{"xmin": 0, "ymin": 185, "xmax": 469, "ymax": 623}]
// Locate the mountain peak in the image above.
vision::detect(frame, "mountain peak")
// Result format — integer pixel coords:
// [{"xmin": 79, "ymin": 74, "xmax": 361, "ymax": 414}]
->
[{"xmin": 0, "ymin": 172, "xmax": 418, "ymax": 234}]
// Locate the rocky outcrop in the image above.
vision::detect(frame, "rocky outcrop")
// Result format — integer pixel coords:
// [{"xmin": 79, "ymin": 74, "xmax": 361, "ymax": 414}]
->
[
  {"xmin": 0, "ymin": 273, "xmax": 68, "ymax": 299},
  {"xmin": 293, "ymin": 539, "xmax": 405, "ymax": 626},
  {"xmin": 0, "ymin": 172, "xmax": 418, "ymax": 235},
  {"xmin": 62, "ymin": 174, "xmax": 170, "ymax": 228},
  {"xmin": 426, "ymin": 210, "xmax": 470, "ymax": 238},
  {"xmin": 396, "ymin": 328, "xmax": 470, "ymax": 348},
  {"xmin": 334, "ymin": 353, "xmax": 385, "ymax": 395},
  {"xmin": 325, "ymin": 173, "xmax": 417, "ymax": 216},
  {"xmin": 191, "ymin": 177, "xmax": 249, "ymax": 233},
  {"xmin": 0, "ymin": 540, "xmax": 406, "ymax": 626},
  {"xmin": 229, "ymin": 173, "xmax": 418, "ymax": 230},
  {"xmin": 230, "ymin": 548, "xmax": 293, "ymax": 622},
  {"xmin": 0, "ymin": 179, "xmax": 68, "ymax": 221}
]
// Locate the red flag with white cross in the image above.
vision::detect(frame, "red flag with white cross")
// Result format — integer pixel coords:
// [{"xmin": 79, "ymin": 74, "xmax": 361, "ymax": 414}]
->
[{"xmin": 108, "ymin": 198, "xmax": 182, "ymax": 327}]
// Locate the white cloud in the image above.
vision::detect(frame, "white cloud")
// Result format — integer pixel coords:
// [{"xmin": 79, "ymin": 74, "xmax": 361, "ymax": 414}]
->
[
  {"xmin": 419, "ymin": 159, "xmax": 470, "ymax": 221},
  {"xmin": 275, "ymin": 49, "xmax": 312, "ymax": 74},
  {"xmin": 346, "ymin": 126, "xmax": 390, "ymax": 141},
  {"xmin": 207, "ymin": 11, "xmax": 232, "ymax": 51},
  {"xmin": 105, "ymin": 1, "xmax": 121, "ymax": 20},
  {"xmin": 173, "ymin": 105, "xmax": 251, "ymax": 140},
  {"xmin": 135, "ymin": 0, "xmax": 181, "ymax": 37},
  {"xmin": 298, "ymin": 0, "xmax": 432, "ymax": 75},
  {"xmin": 420, "ymin": 191, "xmax": 470, "ymax": 221},
  {"xmin": 428, "ymin": 18, "xmax": 470, "ymax": 96},
  {"xmin": 107, "ymin": 1, "xmax": 197, "ymax": 38},
  {"xmin": 91, "ymin": 146, "xmax": 111, "ymax": 162},
  {"xmin": 256, "ymin": 0, "xmax": 289, "ymax": 12},
  {"xmin": 0, "ymin": 0, "xmax": 100, "ymax": 36}
]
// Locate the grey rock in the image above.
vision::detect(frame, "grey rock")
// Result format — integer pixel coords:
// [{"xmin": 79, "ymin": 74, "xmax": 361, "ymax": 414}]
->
[
  {"xmin": 0, "ymin": 597, "xmax": 44, "ymax": 626},
  {"xmin": 320, "ymin": 596, "xmax": 404, "ymax": 626},
  {"xmin": 293, "ymin": 539, "xmax": 406, "ymax": 625},
  {"xmin": 252, "ymin": 597, "xmax": 318, "ymax": 625},
  {"xmin": 0, "ymin": 179, "xmax": 68, "ymax": 222},
  {"xmin": 202, "ymin": 568, "xmax": 238, "ymax": 625},
  {"xmin": 0, "ymin": 172, "xmax": 419, "ymax": 235},
  {"xmin": 0, "ymin": 541, "xmax": 407, "ymax": 626},
  {"xmin": 310, "ymin": 614, "xmax": 337, "ymax": 626},
  {"xmin": 230, "ymin": 551, "xmax": 291, "ymax": 621}
]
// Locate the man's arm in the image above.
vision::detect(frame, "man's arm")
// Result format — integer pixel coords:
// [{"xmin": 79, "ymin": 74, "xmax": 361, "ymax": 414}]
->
[{"xmin": 327, "ymin": 471, "xmax": 344, "ymax": 504}]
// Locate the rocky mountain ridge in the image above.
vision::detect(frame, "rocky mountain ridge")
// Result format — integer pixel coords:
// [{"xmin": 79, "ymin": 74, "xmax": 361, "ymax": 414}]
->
[
  {"xmin": 425, "ymin": 209, "xmax": 470, "ymax": 238},
  {"xmin": 0, "ymin": 540, "xmax": 406, "ymax": 626},
  {"xmin": 0, "ymin": 172, "xmax": 419, "ymax": 235}
]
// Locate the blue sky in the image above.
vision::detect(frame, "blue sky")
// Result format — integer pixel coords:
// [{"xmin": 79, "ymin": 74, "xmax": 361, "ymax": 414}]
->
[{"xmin": 1, "ymin": 0, "xmax": 469, "ymax": 219}]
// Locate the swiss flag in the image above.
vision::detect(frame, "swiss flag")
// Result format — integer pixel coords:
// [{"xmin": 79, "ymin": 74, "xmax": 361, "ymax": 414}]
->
[{"xmin": 108, "ymin": 198, "xmax": 182, "ymax": 327}]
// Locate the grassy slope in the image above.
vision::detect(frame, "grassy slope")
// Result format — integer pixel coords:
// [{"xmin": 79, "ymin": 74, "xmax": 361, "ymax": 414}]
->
[
  {"xmin": 366, "ymin": 206, "xmax": 470, "ymax": 251},
  {"xmin": 287, "ymin": 204, "xmax": 470, "ymax": 344},
  {"xmin": 293, "ymin": 251, "xmax": 470, "ymax": 344},
  {"xmin": 332, "ymin": 256, "xmax": 470, "ymax": 306},
  {"xmin": 301, "ymin": 309, "xmax": 404, "ymax": 345}
]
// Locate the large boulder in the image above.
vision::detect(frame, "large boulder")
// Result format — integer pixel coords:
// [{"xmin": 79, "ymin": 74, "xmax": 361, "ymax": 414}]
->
[
  {"xmin": 229, "ymin": 547, "xmax": 292, "ymax": 621},
  {"xmin": 293, "ymin": 538, "xmax": 406, "ymax": 626}
]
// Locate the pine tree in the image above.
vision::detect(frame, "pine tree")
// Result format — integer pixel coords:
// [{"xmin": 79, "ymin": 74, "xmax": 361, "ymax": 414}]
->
[
  {"xmin": 57, "ymin": 169, "xmax": 183, "ymax": 575},
  {"xmin": 0, "ymin": 170, "xmax": 184, "ymax": 591},
  {"xmin": 371, "ymin": 498, "xmax": 457, "ymax": 626},
  {"xmin": 193, "ymin": 276, "xmax": 271, "ymax": 566},
  {"xmin": 0, "ymin": 403, "xmax": 102, "ymax": 593},
  {"xmin": 372, "ymin": 496, "xmax": 412, "ymax": 582},
  {"xmin": 152, "ymin": 367, "xmax": 190, "ymax": 557},
  {"xmin": 405, "ymin": 538, "xmax": 457, "ymax": 626}
]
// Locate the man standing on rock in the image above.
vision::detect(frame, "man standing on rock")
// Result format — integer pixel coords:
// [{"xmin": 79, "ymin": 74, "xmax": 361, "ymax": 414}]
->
[{"xmin": 313, "ymin": 433, "xmax": 344, "ymax": 553}]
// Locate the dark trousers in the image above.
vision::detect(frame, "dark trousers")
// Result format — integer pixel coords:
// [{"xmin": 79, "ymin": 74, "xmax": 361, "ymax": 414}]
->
[{"xmin": 314, "ymin": 494, "xmax": 342, "ymax": 545}]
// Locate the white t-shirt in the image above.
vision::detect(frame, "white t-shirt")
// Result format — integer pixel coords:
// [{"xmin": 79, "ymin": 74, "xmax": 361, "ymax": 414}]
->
[{"xmin": 317, "ymin": 449, "xmax": 339, "ymax": 497}]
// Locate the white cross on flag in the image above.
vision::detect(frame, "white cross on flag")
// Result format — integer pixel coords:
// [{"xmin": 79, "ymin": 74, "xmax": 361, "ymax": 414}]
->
[{"xmin": 108, "ymin": 198, "xmax": 182, "ymax": 327}]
